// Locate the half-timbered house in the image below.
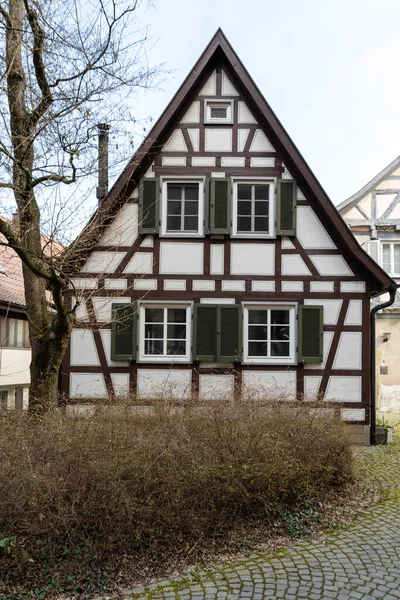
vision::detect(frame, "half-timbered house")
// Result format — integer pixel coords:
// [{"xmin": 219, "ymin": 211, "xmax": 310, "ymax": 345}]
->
[
  {"xmin": 338, "ymin": 156, "xmax": 400, "ymax": 418},
  {"xmin": 63, "ymin": 30, "xmax": 393, "ymax": 442}
]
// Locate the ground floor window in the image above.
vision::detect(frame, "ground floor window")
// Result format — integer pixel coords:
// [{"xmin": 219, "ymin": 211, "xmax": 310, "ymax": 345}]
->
[
  {"xmin": 15, "ymin": 387, "xmax": 24, "ymax": 411},
  {"xmin": 243, "ymin": 304, "xmax": 296, "ymax": 364},
  {"xmin": 0, "ymin": 390, "xmax": 7, "ymax": 411},
  {"xmin": 139, "ymin": 303, "xmax": 192, "ymax": 363}
]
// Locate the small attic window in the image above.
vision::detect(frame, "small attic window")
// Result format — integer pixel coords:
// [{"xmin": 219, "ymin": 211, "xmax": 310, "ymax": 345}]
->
[{"xmin": 204, "ymin": 100, "xmax": 233, "ymax": 124}]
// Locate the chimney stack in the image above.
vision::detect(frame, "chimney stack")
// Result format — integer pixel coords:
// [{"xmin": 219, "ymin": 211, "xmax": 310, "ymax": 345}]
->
[{"xmin": 96, "ymin": 123, "xmax": 111, "ymax": 204}]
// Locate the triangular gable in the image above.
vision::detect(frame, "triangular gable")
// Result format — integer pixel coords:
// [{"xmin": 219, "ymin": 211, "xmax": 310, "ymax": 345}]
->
[
  {"xmin": 338, "ymin": 155, "xmax": 400, "ymax": 215},
  {"xmin": 69, "ymin": 29, "xmax": 393, "ymax": 292}
]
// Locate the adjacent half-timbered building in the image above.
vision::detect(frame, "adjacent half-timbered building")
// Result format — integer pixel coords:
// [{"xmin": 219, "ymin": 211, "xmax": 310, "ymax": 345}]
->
[
  {"xmin": 338, "ymin": 156, "xmax": 400, "ymax": 418},
  {"xmin": 62, "ymin": 30, "xmax": 393, "ymax": 440}
]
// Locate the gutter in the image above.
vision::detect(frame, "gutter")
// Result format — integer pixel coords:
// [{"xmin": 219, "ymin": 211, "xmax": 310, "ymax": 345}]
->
[{"xmin": 370, "ymin": 283, "xmax": 400, "ymax": 445}]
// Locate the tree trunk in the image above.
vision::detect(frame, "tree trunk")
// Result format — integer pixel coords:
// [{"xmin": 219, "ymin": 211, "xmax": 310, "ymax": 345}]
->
[{"xmin": 6, "ymin": 0, "xmax": 74, "ymax": 413}]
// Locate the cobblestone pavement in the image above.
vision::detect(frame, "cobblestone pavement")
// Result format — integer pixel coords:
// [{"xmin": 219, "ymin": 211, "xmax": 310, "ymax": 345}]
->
[{"xmin": 124, "ymin": 447, "xmax": 400, "ymax": 600}]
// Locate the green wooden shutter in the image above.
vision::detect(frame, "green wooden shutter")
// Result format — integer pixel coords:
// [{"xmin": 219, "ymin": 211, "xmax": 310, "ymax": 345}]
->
[
  {"xmin": 298, "ymin": 305, "xmax": 323, "ymax": 363},
  {"xmin": 111, "ymin": 303, "xmax": 137, "ymax": 361},
  {"xmin": 193, "ymin": 304, "xmax": 217, "ymax": 360},
  {"xmin": 210, "ymin": 178, "xmax": 231, "ymax": 235},
  {"xmin": 277, "ymin": 179, "xmax": 296, "ymax": 236},
  {"xmin": 138, "ymin": 178, "xmax": 160, "ymax": 234},
  {"xmin": 204, "ymin": 177, "xmax": 210, "ymax": 235},
  {"xmin": 217, "ymin": 305, "xmax": 242, "ymax": 362}
]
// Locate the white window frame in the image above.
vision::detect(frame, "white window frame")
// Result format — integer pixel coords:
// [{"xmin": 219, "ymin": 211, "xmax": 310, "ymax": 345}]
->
[
  {"xmin": 160, "ymin": 177, "xmax": 205, "ymax": 238},
  {"xmin": 138, "ymin": 301, "xmax": 193, "ymax": 364},
  {"xmin": 380, "ymin": 240, "xmax": 400, "ymax": 276},
  {"xmin": 232, "ymin": 178, "xmax": 276, "ymax": 239},
  {"xmin": 204, "ymin": 99, "xmax": 233, "ymax": 124},
  {"xmin": 242, "ymin": 302, "xmax": 297, "ymax": 365}
]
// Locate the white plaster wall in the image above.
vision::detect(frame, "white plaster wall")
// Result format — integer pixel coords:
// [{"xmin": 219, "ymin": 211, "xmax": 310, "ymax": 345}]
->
[
  {"xmin": 193, "ymin": 280, "xmax": 215, "ymax": 291},
  {"xmin": 281, "ymin": 237, "xmax": 295, "ymax": 249},
  {"xmin": 238, "ymin": 129, "xmax": 249, "ymax": 152},
  {"xmin": 304, "ymin": 299, "xmax": 342, "ymax": 325},
  {"xmin": 188, "ymin": 129, "xmax": 200, "ymax": 151},
  {"xmin": 252, "ymin": 281, "xmax": 275, "ymax": 291},
  {"xmin": 222, "ymin": 280, "xmax": 245, "ymax": 291},
  {"xmin": 160, "ymin": 242, "xmax": 203, "ymax": 274},
  {"xmin": 0, "ymin": 349, "xmax": 31, "ymax": 385},
  {"xmin": 231, "ymin": 243, "xmax": 274, "ymax": 275},
  {"xmin": 210, "ymin": 244, "xmax": 224, "ymax": 275},
  {"xmin": 162, "ymin": 157, "xmax": 186, "ymax": 166},
  {"xmin": 199, "ymin": 71, "xmax": 216, "ymax": 95},
  {"xmin": 344, "ymin": 300, "xmax": 362, "ymax": 325},
  {"xmin": 111, "ymin": 373, "xmax": 130, "ymax": 398},
  {"xmin": 221, "ymin": 71, "xmax": 238, "ymax": 95},
  {"xmin": 192, "ymin": 157, "xmax": 216, "ymax": 167},
  {"xmin": 124, "ymin": 252, "xmax": 153, "ymax": 274},
  {"xmin": 100, "ymin": 203, "xmax": 138, "ymax": 246},
  {"xmin": 205, "ymin": 129, "xmax": 232, "ymax": 152},
  {"xmin": 70, "ymin": 373, "xmax": 108, "ymax": 398},
  {"xmin": 333, "ymin": 332, "xmax": 362, "ymax": 370},
  {"xmin": 134, "ymin": 279, "xmax": 157, "ymax": 290},
  {"xmin": 296, "ymin": 207, "xmax": 336, "ymax": 249},
  {"xmin": 281, "ymin": 281, "xmax": 303, "ymax": 292},
  {"xmin": 137, "ymin": 369, "xmax": 191, "ymax": 400},
  {"xmin": 92, "ymin": 296, "xmax": 131, "ymax": 323},
  {"xmin": 243, "ymin": 370, "xmax": 296, "ymax": 400},
  {"xmin": 104, "ymin": 279, "xmax": 127, "ymax": 290},
  {"xmin": 310, "ymin": 256, "xmax": 353, "ymax": 276},
  {"xmin": 164, "ymin": 280, "xmax": 186, "ymax": 290},
  {"xmin": 164, "ymin": 130, "xmax": 187, "ymax": 152},
  {"xmin": 199, "ymin": 374, "xmax": 235, "ymax": 400},
  {"xmin": 304, "ymin": 376, "xmax": 322, "ymax": 398},
  {"xmin": 310, "ymin": 281, "xmax": 334, "ymax": 292},
  {"xmin": 249, "ymin": 130, "xmax": 274, "ymax": 152},
  {"xmin": 99, "ymin": 329, "xmax": 129, "ymax": 367},
  {"xmin": 238, "ymin": 102, "xmax": 256, "ymax": 123},
  {"xmin": 70, "ymin": 329, "xmax": 100, "ymax": 366},
  {"xmin": 81, "ymin": 252, "xmax": 126, "ymax": 274},
  {"xmin": 70, "ymin": 278, "xmax": 97, "ymax": 290},
  {"xmin": 281, "ymin": 255, "xmax": 311, "ymax": 276},
  {"xmin": 181, "ymin": 101, "xmax": 200, "ymax": 123},
  {"xmin": 341, "ymin": 408, "xmax": 365, "ymax": 421},
  {"xmin": 325, "ymin": 377, "xmax": 362, "ymax": 402},
  {"xmin": 341, "ymin": 281, "xmax": 366, "ymax": 293}
]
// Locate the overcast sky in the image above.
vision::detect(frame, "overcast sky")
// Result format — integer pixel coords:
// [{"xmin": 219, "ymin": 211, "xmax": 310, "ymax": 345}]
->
[{"xmin": 129, "ymin": 0, "xmax": 400, "ymax": 205}]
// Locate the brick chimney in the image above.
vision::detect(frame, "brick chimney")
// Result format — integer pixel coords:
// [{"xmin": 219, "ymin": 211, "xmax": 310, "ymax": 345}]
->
[{"xmin": 96, "ymin": 123, "xmax": 111, "ymax": 204}]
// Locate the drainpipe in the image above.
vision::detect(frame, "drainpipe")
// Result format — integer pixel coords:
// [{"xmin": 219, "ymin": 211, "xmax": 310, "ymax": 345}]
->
[{"xmin": 370, "ymin": 283, "xmax": 400, "ymax": 445}]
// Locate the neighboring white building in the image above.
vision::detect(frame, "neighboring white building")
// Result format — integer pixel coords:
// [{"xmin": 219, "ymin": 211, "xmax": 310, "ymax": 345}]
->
[
  {"xmin": 0, "ymin": 223, "xmax": 31, "ymax": 410},
  {"xmin": 338, "ymin": 156, "xmax": 400, "ymax": 419}
]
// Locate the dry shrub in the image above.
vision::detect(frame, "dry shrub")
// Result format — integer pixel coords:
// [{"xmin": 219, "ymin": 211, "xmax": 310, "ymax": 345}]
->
[{"xmin": 0, "ymin": 401, "xmax": 353, "ymax": 592}]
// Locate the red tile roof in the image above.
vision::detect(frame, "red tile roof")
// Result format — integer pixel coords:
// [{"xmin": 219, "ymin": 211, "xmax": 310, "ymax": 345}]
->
[{"xmin": 0, "ymin": 216, "xmax": 63, "ymax": 309}]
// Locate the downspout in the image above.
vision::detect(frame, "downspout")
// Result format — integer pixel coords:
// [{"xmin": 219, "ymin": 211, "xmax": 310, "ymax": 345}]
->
[{"xmin": 370, "ymin": 283, "xmax": 400, "ymax": 445}]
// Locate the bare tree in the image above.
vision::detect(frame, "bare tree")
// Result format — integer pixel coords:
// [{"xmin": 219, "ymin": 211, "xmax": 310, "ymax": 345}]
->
[{"xmin": 0, "ymin": 0, "xmax": 158, "ymax": 412}]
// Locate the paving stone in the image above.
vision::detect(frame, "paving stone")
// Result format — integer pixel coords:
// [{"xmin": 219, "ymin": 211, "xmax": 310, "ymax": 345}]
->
[{"xmin": 123, "ymin": 446, "xmax": 400, "ymax": 599}]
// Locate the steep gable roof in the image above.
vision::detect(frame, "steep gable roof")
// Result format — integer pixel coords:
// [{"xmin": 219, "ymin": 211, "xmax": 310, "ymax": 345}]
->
[
  {"xmin": 70, "ymin": 29, "xmax": 393, "ymax": 293},
  {"xmin": 337, "ymin": 154, "xmax": 400, "ymax": 214}
]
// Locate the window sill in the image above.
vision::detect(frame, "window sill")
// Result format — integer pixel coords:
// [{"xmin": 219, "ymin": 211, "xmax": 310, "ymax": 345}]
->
[
  {"xmin": 137, "ymin": 357, "xmax": 191, "ymax": 364},
  {"xmin": 159, "ymin": 233, "xmax": 205, "ymax": 239},
  {"xmin": 231, "ymin": 233, "xmax": 276, "ymax": 240},
  {"xmin": 242, "ymin": 358, "xmax": 296, "ymax": 366}
]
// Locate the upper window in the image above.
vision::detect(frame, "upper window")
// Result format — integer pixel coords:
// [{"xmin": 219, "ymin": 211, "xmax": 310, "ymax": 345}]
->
[
  {"xmin": 139, "ymin": 303, "xmax": 191, "ymax": 363},
  {"xmin": 204, "ymin": 100, "xmax": 233, "ymax": 124},
  {"xmin": 382, "ymin": 242, "xmax": 400, "ymax": 276},
  {"xmin": 161, "ymin": 180, "xmax": 204, "ymax": 237},
  {"xmin": 243, "ymin": 305, "xmax": 296, "ymax": 364},
  {"xmin": 7, "ymin": 319, "xmax": 27, "ymax": 348},
  {"xmin": 232, "ymin": 181, "xmax": 274, "ymax": 238}
]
